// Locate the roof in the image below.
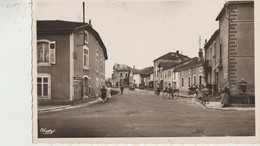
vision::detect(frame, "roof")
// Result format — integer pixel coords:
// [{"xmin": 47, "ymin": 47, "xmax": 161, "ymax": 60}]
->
[
  {"xmin": 139, "ymin": 66, "xmax": 154, "ymax": 75},
  {"xmin": 216, "ymin": 1, "xmax": 254, "ymax": 21},
  {"xmin": 159, "ymin": 62, "xmax": 178, "ymax": 70},
  {"xmin": 153, "ymin": 52, "xmax": 189, "ymax": 62},
  {"xmin": 204, "ymin": 29, "xmax": 220, "ymax": 49},
  {"xmin": 175, "ymin": 57, "xmax": 204, "ymax": 71},
  {"xmin": 132, "ymin": 68, "xmax": 141, "ymax": 74},
  {"xmin": 37, "ymin": 20, "xmax": 108, "ymax": 60},
  {"xmin": 114, "ymin": 64, "xmax": 131, "ymax": 71}
]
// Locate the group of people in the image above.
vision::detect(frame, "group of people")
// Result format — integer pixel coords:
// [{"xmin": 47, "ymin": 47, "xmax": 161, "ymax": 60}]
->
[{"xmin": 100, "ymin": 84, "xmax": 112, "ymax": 103}]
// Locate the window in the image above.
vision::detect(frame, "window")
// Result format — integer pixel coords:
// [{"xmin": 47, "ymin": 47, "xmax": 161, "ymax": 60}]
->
[
  {"xmin": 84, "ymin": 30, "xmax": 89, "ymax": 44},
  {"xmin": 168, "ymin": 71, "xmax": 171, "ymax": 77},
  {"xmin": 188, "ymin": 76, "xmax": 191, "ymax": 87},
  {"xmin": 120, "ymin": 73, "xmax": 122, "ymax": 77},
  {"xmin": 125, "ymin": 73, "xmax": 128, "ymax": 78},
  {"xmin": 199, "ymin": 75, "xmax": 202, "ymax": 86},
  {"xmin": 213, "ymin": 42, "xmax": 216, "ymax": 58},
  {"xmin": 181, "ymin": 78, "xmax": 184, "ymax": 87},
  {"xmin": 37, "ymin": 40, "xmax": 56, "ymax": 64},
  {"xmin": 83, "ymin": 46, "xmax": 89, "ymax": 69},
  {"xmin": 37, "ymin": 74, "xmax": 51, "ymax": 98},
  {"xmin": 193, "ymin": 75, "xmax": 197, "ymax": 86}
]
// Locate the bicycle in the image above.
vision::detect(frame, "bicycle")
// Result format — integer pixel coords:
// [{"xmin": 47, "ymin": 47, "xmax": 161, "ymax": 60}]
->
[{"xmin": 163, "ymin": 89, "xmax": 179, "ymax": 99}]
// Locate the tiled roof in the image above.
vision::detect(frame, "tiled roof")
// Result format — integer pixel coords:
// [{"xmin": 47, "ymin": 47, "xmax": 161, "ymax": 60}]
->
[
  {"xmin": 159, "ymin": 62, "xmax": 178, "ymax": 70},
  {"xmin": 175, "ymin": 57, "xmax": 204, "ymax": 71},
  {"xmin": 139, "ymin": 66, "xmax": 154, "ymax": 75},
  {"xmin": 153, "ymin": 52, "xmax": 189, "ymax": 62},
  {"xmin": 37, "ymin": 20, "xmax": 108, "ymax": 60},
  {"xmin": 216, "ymin": 1, "xmax": 254, "ymax": 21}
]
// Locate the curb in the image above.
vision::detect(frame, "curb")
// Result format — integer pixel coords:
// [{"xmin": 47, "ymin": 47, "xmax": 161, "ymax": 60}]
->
[{"xmin": 38, "ymin": 99, "xmax": 101, "ymax": 113}]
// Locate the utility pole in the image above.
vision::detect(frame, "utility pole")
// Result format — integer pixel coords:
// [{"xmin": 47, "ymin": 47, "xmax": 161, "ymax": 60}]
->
[{"xmin": 83, "ymin": 2, "xmax": 85, "ymax": 23}]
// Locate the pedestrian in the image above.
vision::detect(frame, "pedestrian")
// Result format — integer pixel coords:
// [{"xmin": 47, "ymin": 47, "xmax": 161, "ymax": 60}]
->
[
  {"xmin": 101, "ymin": 85, "xmax": 107, "ymax": 102},
  {"xmin": 156, "ymin": 83, "xmax": 161, "ymax": 95},
  {"xmin": 106, "ymin": 84, "xmax": 112, "ymax": 100},
  {"xmin": 221, "ymin": 85, "xmax": 230, "ymax": 107},
  {"xmin": 120, "ymin": 81, "xmax": 124, "ymax": 95}
]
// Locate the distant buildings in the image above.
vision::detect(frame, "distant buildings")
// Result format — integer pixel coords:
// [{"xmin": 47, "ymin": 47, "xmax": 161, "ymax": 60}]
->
[
  {"xmin": 153, "ymin": 51, "xmax": 190, "ymax": 89},
  {"xmin": 108, "ymin": 1, "xmax": 254, "ymax": 103},
  {"xmin": 111, "ymin": 63, "xmax": 131, "ymax": 87},
  {"xmin": 37, "ymin": 20, "xmax": 108, "ymax": 104},
  {"xmin": 204, "ymin": 1, "xmax": 254, "ymax": 98}
]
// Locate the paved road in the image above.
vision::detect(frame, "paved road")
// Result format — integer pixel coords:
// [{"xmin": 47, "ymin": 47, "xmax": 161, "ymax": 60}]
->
[{"xmin": 38, "ymin": 89, "xmax": 255, "ymax": 137}]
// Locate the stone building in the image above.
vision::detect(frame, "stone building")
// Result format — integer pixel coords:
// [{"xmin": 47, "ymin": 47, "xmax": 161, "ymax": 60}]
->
[
  {"xmin": 111, "ymin": 63, "xmax": 131, "ymax": 87},
  {"xmin": 37, "ymin": 20, "xmax": 108, "ymax": 104},
  {"xmin": 205, "ymin": 1, "xmax": 254, "ymax": 100},
  {"xmin": 153, "ymin": 51, "xmax": 190, "ymax": 89}
]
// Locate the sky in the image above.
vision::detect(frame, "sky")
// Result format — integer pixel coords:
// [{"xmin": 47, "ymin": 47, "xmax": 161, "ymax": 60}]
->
[{"xmin": 35, "ymin": 0, "xmax": 227, "ymax": 78}]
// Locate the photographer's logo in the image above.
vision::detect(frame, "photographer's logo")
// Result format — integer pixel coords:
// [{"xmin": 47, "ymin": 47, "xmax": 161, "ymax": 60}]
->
[{"xmin": 40, "ymin": 128, "xmax": 55, "ymax": 135}]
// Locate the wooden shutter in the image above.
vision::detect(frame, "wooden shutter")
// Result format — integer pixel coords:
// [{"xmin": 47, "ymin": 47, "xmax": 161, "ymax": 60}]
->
[{"xmin": 49, "ymin": 41, "xmax": 56, "ymax": 64}]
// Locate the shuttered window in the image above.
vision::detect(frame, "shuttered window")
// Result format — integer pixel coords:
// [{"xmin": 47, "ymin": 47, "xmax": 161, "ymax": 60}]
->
[{"xmin": 37, "ymin": 40, "xmax": 56, "ymax": 65}]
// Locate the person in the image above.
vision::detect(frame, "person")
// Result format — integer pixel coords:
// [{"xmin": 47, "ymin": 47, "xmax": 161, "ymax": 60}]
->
[
  {"xmin": 221, "ymin": 85, "xmax": 230, "ymax": 107},
  {"xmin": 120, "ymin": 81, "xmax": 124, "ymax": 95},
  {"xmin": 101, "ymin": 85, "xmax": 107, "ymax": 102},
  {"xmin": 106, "ymin": 84, "xmax": 112, "ymax": 100},
  {"xmin": 156, "ymin": 83, "xmax": 161, "ymax": 95},
  {"xmin": 168, "ymin": 83, "xmax": 173, "ymax": 99}
]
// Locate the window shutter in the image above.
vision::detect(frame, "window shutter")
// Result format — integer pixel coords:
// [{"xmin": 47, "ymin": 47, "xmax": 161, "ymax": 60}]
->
[{"xmin": 49, "ymin": 41, "xmax": 56, "ymax": 64}]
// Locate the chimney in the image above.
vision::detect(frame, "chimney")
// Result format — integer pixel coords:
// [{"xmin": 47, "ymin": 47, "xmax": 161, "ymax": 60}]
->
[
  {"xmin": 198, "ymin": 48, "xmax": 203, "ymax": 61},
  {"xmin": 176, "ymin": 50, "xmax": 179, "ymax": 55},
  {"xmin": 89, "ymin": 19, "xmax": 92, "ymax": 27},
  {"xmin": 204, "ymin": 39, "xmax": 207, "ymax": 46},
  {"xmin": 133, "ymin": 65, "xmax": 135, "ymax": 69}
]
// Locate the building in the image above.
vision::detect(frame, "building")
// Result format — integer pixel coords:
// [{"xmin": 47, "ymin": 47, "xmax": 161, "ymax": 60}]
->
[
  {"xmin": 205, "ymin": 1, "xmax": 254, "ymax": 99},
  {"xmin": 162, "ymin": 58, "xmax": 195, "ymax": 90},
  {"xmin": 204, "ymin": 29, "xmax": 221, "ymax": 94},
  {"xmin": 37, "ymin": 20, "xmax": 108, "ymax": 104},
  {"xmin": 139, "ymin": 66, "xmax": 154, "ymax": 89},
  {"xmin": 153, "ymin": 51, "xmax": 190, "ymax": 89},
  {"xmin": 111, "ymin": 63, "xmax": 131, "ymax": 87},
  {"xmin": 176, "ymin": 54, "xmax": 205, "ymax": 92}
]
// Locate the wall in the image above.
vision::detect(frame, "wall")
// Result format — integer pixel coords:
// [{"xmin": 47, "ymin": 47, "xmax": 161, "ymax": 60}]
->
[
  {"xmin": 37, "ymin": 33, "xmax": 70, "ymax": 100},
  {"xmin": 73, "ymin": 28, "xmax": 106, "ymax": 98},
  {"xmin": 227, "ymin": 4, "xmax": 254, "ymax": 95},
  {"xmin": 178, "ymin": 65, "xmax": 204, "ymax": 92}
]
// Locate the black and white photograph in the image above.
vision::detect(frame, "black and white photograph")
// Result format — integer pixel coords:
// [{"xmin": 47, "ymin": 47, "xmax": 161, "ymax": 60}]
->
[{"xmin": 32, "ymin": 0, "xmax": 258, "ymax": 143}]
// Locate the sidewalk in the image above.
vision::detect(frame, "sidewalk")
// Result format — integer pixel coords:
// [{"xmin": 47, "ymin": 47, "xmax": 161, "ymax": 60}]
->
[
  {"xmin": 177, "ymin": 91, "xmax": 254, "ymax": 111},
  {"xmin": 38, "ymin": 98, "xmax": 102, "ymax": 113}
]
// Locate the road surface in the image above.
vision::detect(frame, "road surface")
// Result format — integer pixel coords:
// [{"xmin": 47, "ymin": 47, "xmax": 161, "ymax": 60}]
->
[{"xmin": 38, "ymin": 89, "xmax": 255, "ymax": 137}]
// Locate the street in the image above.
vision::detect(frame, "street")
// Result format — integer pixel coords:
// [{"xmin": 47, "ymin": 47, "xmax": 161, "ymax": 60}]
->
[{"xmin": 38, "ymin": 89, "xmax": 255, "ymax": 138}]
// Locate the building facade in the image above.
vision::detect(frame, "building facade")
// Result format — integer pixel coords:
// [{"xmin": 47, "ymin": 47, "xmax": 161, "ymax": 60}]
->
[
  {"xmin": 111, "ymin": 63, "xmax": 131, "ymax": 87},
  {"xmin": 205, "ymin": 1, "xmax": 254, "ymax": 98},
  {"xmin": 153, "ymin": 51, "xmax": 190, "ymax": 89},
  {"xmin": 37, "ymin": 20, "xmax": 108, "ymax": 104},
  {"xmin": 176, "ymin": 57, "xmax": 205, "ymax": 92},
  {"xmin": 204, "ymin": 29, "xmax": 222, "ymax": 94}
]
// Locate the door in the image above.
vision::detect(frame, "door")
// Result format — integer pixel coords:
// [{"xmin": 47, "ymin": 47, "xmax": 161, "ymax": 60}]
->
[
  {"xmin": 74, "ymin": 78, "xmax": 83, "ymax": 100},
  {"xmin": 84, "ymin": 77, "xmax": 89, "ymax": 97}
]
